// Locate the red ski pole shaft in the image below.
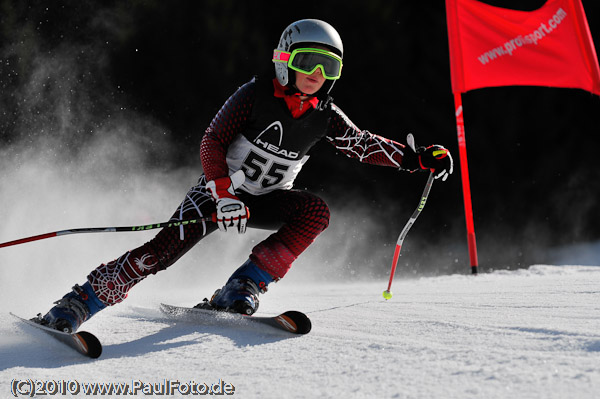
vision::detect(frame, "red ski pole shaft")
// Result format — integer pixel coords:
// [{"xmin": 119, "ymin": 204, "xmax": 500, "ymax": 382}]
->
[
  {"xmin": 0, "ymin": 214, "xmax": 217, "ymax": 249},
  {"xmin": 384, "ymin": 172, "xmax": 435, "ymax": 298}
]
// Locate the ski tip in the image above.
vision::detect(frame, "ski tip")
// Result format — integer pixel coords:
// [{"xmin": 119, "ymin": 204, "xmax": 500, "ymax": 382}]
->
[
  {"xmin": 75, "ymin": 331, "xmax": 102, "ymax": 358},
  {"xmin": 279, "ymin": 311, "xmax": 312, "ymax": 334}
]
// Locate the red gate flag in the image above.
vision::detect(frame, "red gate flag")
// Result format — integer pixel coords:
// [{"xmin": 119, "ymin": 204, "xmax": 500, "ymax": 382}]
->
[{"xmin": 446, "ymin": 0, "xmax": 600, "ymax": 95}]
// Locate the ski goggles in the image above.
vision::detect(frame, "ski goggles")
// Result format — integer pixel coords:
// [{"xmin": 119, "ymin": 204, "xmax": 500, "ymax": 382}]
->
[{"xmin": 273, "ymin": 48, "xmax": 343, "ymax": 80}]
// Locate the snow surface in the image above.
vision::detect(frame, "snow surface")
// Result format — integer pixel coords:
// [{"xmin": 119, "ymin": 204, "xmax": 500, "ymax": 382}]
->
[
  {"xmin": 1, "ymin": 111, "xmax": 598, "ymax": 398},
  {"xmin": 1, "ymin": 265, "xmax": 599, "ymax": 399}
]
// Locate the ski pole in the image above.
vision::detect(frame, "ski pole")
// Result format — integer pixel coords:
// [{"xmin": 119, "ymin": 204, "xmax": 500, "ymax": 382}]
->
[
  {"xmin": 0, "ymin": 214, "xmax": 217, "ymax": 249},
  {"xmin": 383, "ymin": 172, "xmax": 435, "ymax": 300}
]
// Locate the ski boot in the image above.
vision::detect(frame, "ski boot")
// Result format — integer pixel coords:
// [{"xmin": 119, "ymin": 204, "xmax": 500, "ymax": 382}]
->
[
  {"xmin": 35, "ymin": 282, "xmax": 106, "ymax": 333},
  {"xmin": 195, "ymin": 259, "xmax": 273, "ymax": 315}
]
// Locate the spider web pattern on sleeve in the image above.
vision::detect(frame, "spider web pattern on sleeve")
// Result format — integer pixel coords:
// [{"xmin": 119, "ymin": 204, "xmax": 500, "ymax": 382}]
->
[{"xmin": 325, "ymin": 104, "xmax": 405, "ymax": 168}]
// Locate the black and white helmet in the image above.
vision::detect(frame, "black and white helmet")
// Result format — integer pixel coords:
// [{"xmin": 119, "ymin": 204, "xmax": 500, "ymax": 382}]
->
[{"xmin": 274, "ymin": 19, "xmax": 344, "ymax": 94}]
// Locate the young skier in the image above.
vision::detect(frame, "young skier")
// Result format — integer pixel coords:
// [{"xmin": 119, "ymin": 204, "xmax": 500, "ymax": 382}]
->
[{"xmin": 37, "ymin": 19, "xmax": 453, "ymax": 332}]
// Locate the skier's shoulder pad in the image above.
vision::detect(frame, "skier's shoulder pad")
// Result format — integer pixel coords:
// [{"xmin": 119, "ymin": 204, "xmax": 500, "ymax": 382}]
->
[
  {"xmin": 234, "ymin": 76, "xmax": 258, "ymax": 97},
  {"xmin": 329, "ymin": 101, "xmax": 355, "ymax": 128}
]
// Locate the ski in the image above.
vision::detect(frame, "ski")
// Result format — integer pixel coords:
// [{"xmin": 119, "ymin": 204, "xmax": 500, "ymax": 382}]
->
[
  {"xmin": 10, "ymin": 313, "xmax": 102, "ymax": 358},
  {"xmin": 159, "ymin": 303, "xmax": 312, "ymax": 335}
]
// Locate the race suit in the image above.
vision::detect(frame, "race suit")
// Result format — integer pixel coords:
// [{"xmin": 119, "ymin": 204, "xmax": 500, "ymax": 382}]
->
[{"xmin": 87, "ymin": 77, "xmax": 408, "ymax": 306}]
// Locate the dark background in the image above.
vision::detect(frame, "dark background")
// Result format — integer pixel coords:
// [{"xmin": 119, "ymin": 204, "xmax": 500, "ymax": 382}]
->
[{"xmin": 1, "ymin": 0, "xmax": 599, "ymax": 275}]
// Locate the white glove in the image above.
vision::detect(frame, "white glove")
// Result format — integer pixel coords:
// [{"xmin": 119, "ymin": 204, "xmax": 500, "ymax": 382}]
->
[{"xmin": 206, "ymin": 170, "xmax": 249, "ymax": 233}]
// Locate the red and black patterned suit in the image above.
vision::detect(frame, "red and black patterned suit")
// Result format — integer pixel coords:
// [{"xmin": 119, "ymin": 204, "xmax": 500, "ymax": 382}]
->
[{"xmin": 88, "ymin": 77, "xmax": 408, "ymax": 306}]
